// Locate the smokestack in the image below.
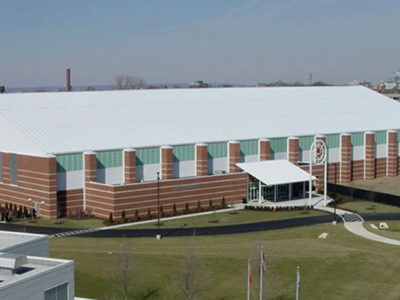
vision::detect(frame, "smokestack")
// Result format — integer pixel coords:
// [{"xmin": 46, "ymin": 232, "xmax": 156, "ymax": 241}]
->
[{"xmin": 66, "ymin": 68, "xmax": 71, "ymax": 91}]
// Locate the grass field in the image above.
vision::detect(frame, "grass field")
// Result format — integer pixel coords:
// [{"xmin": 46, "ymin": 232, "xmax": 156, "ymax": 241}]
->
[
  {"xmin": 50, "ymin": 223, "xmax": 400, "ymax": 300},
  {"xmin": 364, "ymin": 220, "xmax": 400, "ymax": 241},
  {"xmin": 338, "ymin": 200, "xmax": 400, "ymax": 214},
  {"xmin": 120, "ymin": 209, "xmax": 327, "ymax": 229},
  {"xmin": 12, "ymin": 217, "xmax": 104, "ymax": 228},
  {"xmin": 345, "ymin": 176, "xmax": 400, "ymax": 195}
]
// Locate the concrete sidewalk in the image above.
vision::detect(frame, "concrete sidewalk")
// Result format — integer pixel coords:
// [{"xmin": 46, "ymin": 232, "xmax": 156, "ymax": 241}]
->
[{"xmin": 315, "ymin": 202, "xmax": 400, "ymax": 246}]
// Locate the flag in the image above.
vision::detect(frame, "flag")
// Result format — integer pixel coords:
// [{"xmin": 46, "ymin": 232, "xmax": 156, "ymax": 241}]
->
[
  {"xmin": 261, "ymin": 250, "xmax": 267, "ymax": 273},
  {"xmin": 249, "ymin": 265, "xmax": 253, "ymax": 284}
]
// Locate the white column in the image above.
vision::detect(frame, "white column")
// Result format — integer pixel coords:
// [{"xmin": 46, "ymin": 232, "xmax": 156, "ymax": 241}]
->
[{"xmin": 258, "ymin": 182, "xmax": 262, "ymax": 205}]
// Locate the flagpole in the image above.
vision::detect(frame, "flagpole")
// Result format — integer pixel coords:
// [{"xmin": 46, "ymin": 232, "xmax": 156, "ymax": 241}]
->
[
  {"xmin": 247, "ymin": 258, "xmax": 251, "ymax": 300},
  {"xmin": 259, "ymin": 247, "xmax": 263, "ymax": 300},
  {"xmin": 296, "ymin": 266, "xmax": 300, "ymax": 300}
]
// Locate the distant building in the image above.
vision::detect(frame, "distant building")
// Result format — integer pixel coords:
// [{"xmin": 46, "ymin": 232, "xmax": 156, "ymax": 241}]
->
[
  {"xmin": 190, "ymin": 80, "xmax": 209, "ymax": 88},
  {"xmin": 375, "ymin": 70, "xmax": 400, "ymax": 100}
]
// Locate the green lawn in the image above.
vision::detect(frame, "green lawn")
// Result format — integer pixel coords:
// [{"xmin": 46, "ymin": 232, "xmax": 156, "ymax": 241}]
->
[
  {"xmin": 50, "ymin": 223, "xmax": 400, "ymax": 300},
  {"xmin": 364, "ymin": 220, "xmax": 400, "ymax": 241},
  {"xmin": 12, "ymin": 217, "xmax": 105, "ymax": 228},
  {"xmin": 338, "ymin": 200, "xmax": 400, "ymax": 214},
  {"xmin": 118, "ymin": 209, "xmax": 327, "ymax": 229}
]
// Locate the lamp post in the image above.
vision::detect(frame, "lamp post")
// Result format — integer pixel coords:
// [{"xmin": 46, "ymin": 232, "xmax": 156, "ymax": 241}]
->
[
  {"xmin": 156, "ymin": 171, "xmax": 161, "ymax": 239},
  {"xmin": 28, "ymin": 198, "xmax": 45, "ymax": 218}
]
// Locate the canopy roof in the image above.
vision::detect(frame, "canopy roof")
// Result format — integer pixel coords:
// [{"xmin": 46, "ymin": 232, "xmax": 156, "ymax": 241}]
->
[
  {"xmin": 0, "ymin": 86, "xmax": 400, "ymax": 156},
  {"xmin": 237, "ymin": 160, "xmax": 316, "ymax": 186}
]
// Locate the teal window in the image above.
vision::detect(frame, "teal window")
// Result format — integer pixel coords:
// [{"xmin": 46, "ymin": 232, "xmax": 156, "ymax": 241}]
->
[
  {"xmin": 56, "ymin": 153, "xmax": 83, "ymax": 172},
  {"xmin": 270, "ymin": 138, "xmax": 287, "ymax": 154},
  {"xmin": 299, "ymin": 136, "xmax": 313, "ymax": 151},
  {"xmin": 45, "ymin": 283, "xmax": 68, "ymax": 300},
  {"xmin": 97, "ymin": 150, "xmax": 123, "ymax": 169},
  {"xmin": 351, "ymin": 132, "xmax": 364, "ymax": 146},
  {"xmin": 375, "ymin": 131, "xmax": 387, "ymax": 145},
  {"xmin": 240, "ymin": 140, "xmax": 258, "ymax": 156},
  {"xmin": 136, "ymin": 147, "xmax": 160, "ymax": 165},
  {"xmin": 208, "ymin": 142, "xmax": 227, "ymax": 159},
  {"xmin": 326, "ymin": 134, "xmax": 340, "ymax": 148},
  {"xmin": 173, "ymin": 144, "xmax": 195, "ymax": 162}
]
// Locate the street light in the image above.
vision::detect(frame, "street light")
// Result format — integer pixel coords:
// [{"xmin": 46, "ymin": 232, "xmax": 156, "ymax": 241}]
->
[{"xmin": 156, "ymin": 171, "xmax": 161, "ymax": 239}]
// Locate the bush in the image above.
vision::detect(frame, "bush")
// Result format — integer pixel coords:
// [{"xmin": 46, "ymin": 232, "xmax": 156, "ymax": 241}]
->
[
  {"xmin": 147, "ymin": 208, "xmax": 152, "ymax": 219},
  {"xmin": 196, "ymin": 200, "xmax": 202, "ymax": 212},
  {"xmin": 173, "ymin": 203, "xmax": 177, "ymax": 216},
  {"xmin": 121, "ymin": 210, "xmax": 126, "ymax": 223},
  {"xmin": 108, "ymin": 212, "xmax": 114, "ymax": 224},
  {"xmin": 221, "ymin": 197, "xmax": 226, "ymax": 209},
  {"xmin": 184, "ymin": 203, "xmax": 189, "ymax": 214},
  {"xmin": 134, "ymin": 209, "xmax": 140, "ymax": 221},
  {"xmin": 209, "ymin": 200, "xmax": 214, "ymax": 210},
  {"xmin": 23, "ymin": 206, "xmax": 28, "ymax": 218},
  {"xmin": 160, "ymin": 205, "xmax": 164, "ymax": 217},
  {"xmin": 18, "ymin": 205, "xmax": 23, "ymax": 218}
]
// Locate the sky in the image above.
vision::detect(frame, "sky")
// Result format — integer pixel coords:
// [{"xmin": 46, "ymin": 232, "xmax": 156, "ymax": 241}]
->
[{"xmin": 0, "ymin": 0, "xmax": 399, "ymax": 88}]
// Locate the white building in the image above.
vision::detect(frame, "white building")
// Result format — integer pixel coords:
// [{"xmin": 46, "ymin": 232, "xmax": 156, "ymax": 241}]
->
[{"xmin": 0, "ymin": 231, "xmax": 75, "ymax": 300}]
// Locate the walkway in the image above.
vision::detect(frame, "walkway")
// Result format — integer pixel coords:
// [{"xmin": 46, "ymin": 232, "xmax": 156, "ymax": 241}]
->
[{"xmin": 315, "ymin": 203, "xmax": 400, "ymax": 246}]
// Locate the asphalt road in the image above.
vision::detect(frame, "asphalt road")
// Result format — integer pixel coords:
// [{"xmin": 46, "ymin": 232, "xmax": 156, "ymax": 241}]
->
[{"xmin": 0, "ymin": 212, "xmax": 399, "ymax": 238}]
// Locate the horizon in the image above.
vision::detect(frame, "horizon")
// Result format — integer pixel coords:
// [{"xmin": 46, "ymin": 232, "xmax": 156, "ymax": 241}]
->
[{"xmin": 1, "ymin": 0, "xmax": 399, "ymax": 88}]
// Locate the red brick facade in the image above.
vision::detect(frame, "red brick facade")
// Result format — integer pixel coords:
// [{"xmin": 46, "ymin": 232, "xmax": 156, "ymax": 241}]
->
[
  {"xmin": 364, "ymin": 132, "xmax": 375, "ymax": 180},
  {"xmin": 85, "ymin": 173, "xmax": 247, "ymax": 219},
  {"xmin": 123, "ymin": 148, "xmax": 136, "ymax": 184},
  {"xmin": 288, "ymin": 137, "xmax": 299, "ymax": 165},
  {"xmin": 1, "ymin": 130, "xmax": 400, "ymax": 219},
  {"xmin": 195, "ymin": 143, "xmax": 208, "ymax": 176},
  {"xmin": 161, "ymin": 146, "xmax": 173, "ymax": 180},
  {"xmin": 0, "ymin": 154, "xmax": 57, "ymax": 219},
  {"xmin": 259, "ymin": 138, "xmax": 271, "ymax": 161},
  {"xmin": 228, "ymin": 141, "xmax": 240, "ymax": 173}
]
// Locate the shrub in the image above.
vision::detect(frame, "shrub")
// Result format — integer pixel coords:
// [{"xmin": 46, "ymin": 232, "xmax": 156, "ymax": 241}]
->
[
  {"xmin": 134, "ymin": 209, "xmax": 140, "ymax": 221},
  {"xmin": 196, "ymin": 200, "xmax": 202, "ymax": 212},
  {"xmin": 147, "ymin": 208, "xmax": 152, "ymax": 219},
  {"xmin": 209, "ymin": 200, "xmax": 214, "ymax": 210},
  {"xmin": 23, "ymin": 206, "xmax": 28, "ymax": 217},
  {"xmin": 5, "ymin": 203, "xmax": 8, "ymax": 210},
  {"xmin": 173, "ymin": 203, "xmax": 177, "ymax": 216},
  {"xmin": 108, "ymin": 212, "xmax": 114, "ymax": 224},
  {"xmin": 160, "ymin": 205, "xmax": 164, "ymax": 217},
  {"xmin": 221, "ymin": 197, "xmax": 226, "ymax": 209},
  {"xmin": 184, "ymin": 203, "xmax": 189, "ymax": 214},
  {"xmin": 121, "ymin": 210, "xmax": 126, "ymax": 223}
]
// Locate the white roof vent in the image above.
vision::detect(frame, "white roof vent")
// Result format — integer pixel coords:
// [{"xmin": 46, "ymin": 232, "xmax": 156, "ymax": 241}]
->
[{"xmin": 0, "ymin": 253, "xmax": 28, "ymax": 275}]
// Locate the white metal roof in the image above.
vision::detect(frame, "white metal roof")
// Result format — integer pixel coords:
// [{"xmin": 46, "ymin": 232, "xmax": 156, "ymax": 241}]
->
[
  {"xmin": 0, "ymin": 86, "xmax": 400, "ymax": 156},
  {"xmin": 237, "ymin": 160, "xmax": 316, "ymax": 185}
]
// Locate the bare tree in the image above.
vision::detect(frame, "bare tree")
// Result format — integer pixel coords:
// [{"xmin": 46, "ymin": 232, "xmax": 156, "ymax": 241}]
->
[
  {"xmin": 105, "ymin": 239, "xmax": 158, "ymax": 300},
  {"xmin": 175, "ymin": 242, "xmax": 210, "ymax": 300},
  {"xmin": 115, "ymin": 75, "xmax": 146, "ymax": 90}
]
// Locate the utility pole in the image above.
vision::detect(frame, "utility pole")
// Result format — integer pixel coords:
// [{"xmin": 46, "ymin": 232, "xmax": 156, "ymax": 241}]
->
[{"xmin": 157, "ymin": 171, "xmax": 160, "ymax": 237}]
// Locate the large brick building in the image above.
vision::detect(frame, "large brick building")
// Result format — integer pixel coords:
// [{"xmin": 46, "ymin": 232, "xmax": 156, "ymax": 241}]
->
[{"xmin": 0, "ymin": 86, "xmax": 399, "ymax": 219}]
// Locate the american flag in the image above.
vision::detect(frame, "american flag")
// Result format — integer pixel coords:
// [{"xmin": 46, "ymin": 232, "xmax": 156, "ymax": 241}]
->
[{"xmin": 261, "ymin": 250, "xmax": 267, "ymax": 273}]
